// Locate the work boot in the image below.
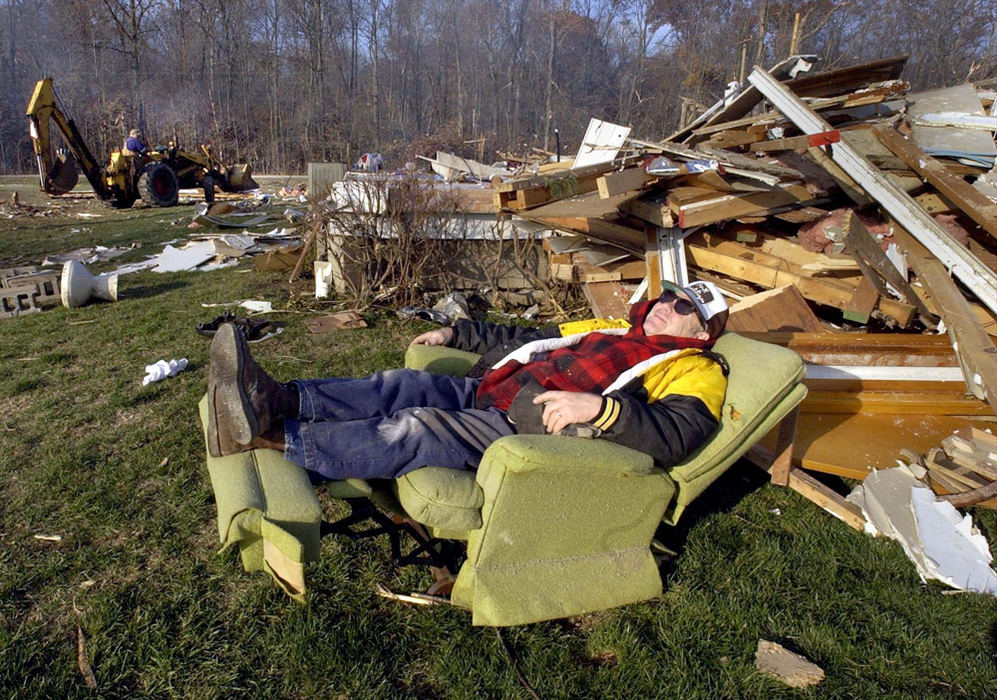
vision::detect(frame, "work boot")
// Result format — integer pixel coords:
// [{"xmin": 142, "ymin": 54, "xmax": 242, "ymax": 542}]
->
[{"xmin": 206, "ymin": 323, "xmax": 298, "ymax": 457}]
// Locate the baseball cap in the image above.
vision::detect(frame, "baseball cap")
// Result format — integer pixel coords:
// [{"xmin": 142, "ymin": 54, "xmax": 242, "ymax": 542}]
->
[{"xmin": 659, "ymin": 280, "xmax": 729, "ymax": 340}]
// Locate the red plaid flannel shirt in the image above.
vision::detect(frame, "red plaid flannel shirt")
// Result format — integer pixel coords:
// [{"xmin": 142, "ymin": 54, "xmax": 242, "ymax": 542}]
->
[{"xmin": 475, "ymin": 300, "xmax": 710, "ymax": 411}]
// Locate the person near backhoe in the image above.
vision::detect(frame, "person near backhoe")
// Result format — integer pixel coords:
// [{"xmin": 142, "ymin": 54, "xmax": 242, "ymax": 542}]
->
[
  {"xmin": 205, "ymin": 280, "xmax": 731, "ymax": 483},
  {"xmin": 123, "ymin": 128, "xmax": 146, "ymax": 156}
]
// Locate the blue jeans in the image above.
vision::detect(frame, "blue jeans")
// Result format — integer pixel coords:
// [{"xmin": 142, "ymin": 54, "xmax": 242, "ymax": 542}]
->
[{"xmin": 283, "ymin": 369, "xmax": 515, "ymax": 482}]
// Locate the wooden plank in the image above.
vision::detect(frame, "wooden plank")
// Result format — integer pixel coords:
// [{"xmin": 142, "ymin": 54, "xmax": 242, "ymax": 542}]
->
[
  {"xmin": 842, "ymin": 277, "xmax": 880, "ymax": 324},
  {"xmin": 726, "ymin": 285, "xmax": 825, "ymax": 333},
  {"xmin": 800, "ymin": 390, "xmax": 992, "ymax": 416},
  {"xmin": 873, "ymin": 125, "xmax": 997, "ymax": 238},
  {"xmin": 620, "ymin": 194, "xmax": 675, "ymax": 228},
  {"xmin": 750, "ymin": 134, "xmax": 813, "ymax": 153},
  {"xmin": 581, "ymin": 280, "xmax": 631, "ymax": 319},
  {"xmin": 785, "ymin": 412, "xmax": 990, "ymax": 480},
  {"xmin": 676, "ymin": 186, "xmax": 819, "ymax": 228},
  {"xmin": 734, "ymin": 331, "xmax": 959, "ymax": 367},
  {"xmin": 644, "ymin": 228, "xmax": 663, "ymax": 300},
  {"xmin": 843, "ymin": 211, "xmax": 939, "ymax": 327},
  {"xmin": 706, "ymin": 129, "xmax": 765, "ymax": 149},
  {"xmin": 495, "ymin": 157, "xmax": 641, "ymax": 193},
  {"xmin": 524, "ymin": 189, "xmax": 637, "ymax": 220},
  {"xmin": 596, "ymin": 168, "xmax": 655, "ymax": 199},
  {"xmin": 746, "ymin": 444, "xmax": 866, "ymax": 531},
  {"xmin": 685, "ymin": 237, "xmax": 916, "ymax": 325},
  {"xmin": 891, "ymin": 223, "xmax": 997, "ymax": 414},
  {"xmin": 528, "ymin": 216, "xmax": 645, "ymax": 255}
]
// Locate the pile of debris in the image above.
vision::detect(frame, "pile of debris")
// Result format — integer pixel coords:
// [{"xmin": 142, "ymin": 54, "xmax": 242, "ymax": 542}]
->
[{"xmin": 490, "ymin": 55, "xmax": 997, "ymax": 497}]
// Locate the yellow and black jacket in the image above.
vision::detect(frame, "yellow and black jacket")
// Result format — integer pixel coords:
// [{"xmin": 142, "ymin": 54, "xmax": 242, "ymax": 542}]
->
[{"xmin": 449, "ymin": 312, "xmax": 728, "ymax": 468}]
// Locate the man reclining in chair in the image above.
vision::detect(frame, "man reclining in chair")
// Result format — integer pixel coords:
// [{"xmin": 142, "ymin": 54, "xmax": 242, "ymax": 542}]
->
[{"xmin": 205, "ymin": 280, "xmax": 730, "ymax": 482}]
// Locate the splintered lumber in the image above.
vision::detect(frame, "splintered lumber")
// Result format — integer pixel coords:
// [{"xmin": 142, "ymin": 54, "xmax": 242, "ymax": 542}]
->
[
  {"xmin": 684, "ymin": 233, "xmax": 916, "ymax": 326},
  {"xmin": 494, "ymin": 158, "xmax": 640, "ymax": 211},
  {"xmin": 596, "ymin": 167, "xmax": 656, "ymax": 198},
  {"xmin": 923, "ymin": 448, "xmax": 997, "ymax": 508},
  {"xmin": 748, "ymin": 65, "xmax": 997, "ymax": 314},
  {"xmin": 843, "ymin": 211, "xmax": 938, "ymax": 326},
  {"xmin": 669, "ymin": 183, "xmax": 820, "ymax": 227},
  {"xmin": 620, "ymin": 190, "xmax": 675, "ymax": 228},
  {"xmin": 872, "ymin": 125, "xmax": 997, "ymax": 238},
  {"xmin": 942, "ymin": 429, "xmax": 997, "ymax": 480},
  {"xmin": 726, "ymin": 285, "xmax": 826, "ymax": 333},
  {"xmin": 669, "ymin": 55, "xmax": 908, "ymax": 143},
  {"xmin": 890, "ymin": 223, "xmax": 997, "ymax": 414},
  {"xmin": 529, "ymin": 216, "xmax": 645, "ymax": 255}
]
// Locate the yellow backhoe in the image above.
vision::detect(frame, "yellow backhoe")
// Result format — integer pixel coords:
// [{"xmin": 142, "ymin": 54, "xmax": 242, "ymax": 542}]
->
[{"xmin": 26, "ymin": 78, "xmax": 258, "ymax": 208}]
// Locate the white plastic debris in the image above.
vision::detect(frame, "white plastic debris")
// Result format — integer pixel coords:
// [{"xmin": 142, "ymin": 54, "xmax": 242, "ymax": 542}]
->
[
  {"xmin": 239, "ymin": 300, "xmax": 273, "ymax": 313},
  {"xmin": 847, "ymin": 465, "xmax": 997, "ymax": 595},
  {"xmin": 142, "ymin": 358, "xmax": 188, "ymax": 386}
]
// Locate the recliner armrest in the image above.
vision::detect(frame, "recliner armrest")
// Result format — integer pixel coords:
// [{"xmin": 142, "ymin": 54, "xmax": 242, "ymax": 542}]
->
[
  {"xmin": 404, "ymin": 344, "xmax": 480, "ymax": 376},
  {"xmin": 478, "ymin": 434, "xmax": 656, "ymax": 479}
]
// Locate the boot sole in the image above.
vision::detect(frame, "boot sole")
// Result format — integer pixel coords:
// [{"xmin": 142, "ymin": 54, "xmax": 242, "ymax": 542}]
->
[{"xmin": 207, "ymin": 324, "xmax": 258, "ymax": 454}]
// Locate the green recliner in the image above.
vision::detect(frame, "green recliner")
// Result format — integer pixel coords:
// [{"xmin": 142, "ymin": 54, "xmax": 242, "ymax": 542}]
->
[{"xmin": 200, "ymin": 332, "xmax": 807, "ymax": 625}]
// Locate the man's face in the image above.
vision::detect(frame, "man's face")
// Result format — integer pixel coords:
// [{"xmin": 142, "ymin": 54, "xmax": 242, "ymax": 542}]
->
[{"xmin": 642, "ymin": 290, "xmax": 709, "ymax": 339}]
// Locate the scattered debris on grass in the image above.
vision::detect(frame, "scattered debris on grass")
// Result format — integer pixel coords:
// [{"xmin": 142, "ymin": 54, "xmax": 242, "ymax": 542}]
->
[
  {"xmin": 304, "ymin": 311, "xmax": 367, "ymax": 333},
  {"xmin": 142, "ymin": 358, "xmax": 189, "ymax": 386},
  {"xmin": 847, "ymin": 464, "xmax": 997, "ymax": 595},
  {"xmin": 76, "ymin": 625, "xmax": 98, "ymax": 690},
  {"xmin": 755, "ymin": 640, "xmax": 825, "ymax": 688}
]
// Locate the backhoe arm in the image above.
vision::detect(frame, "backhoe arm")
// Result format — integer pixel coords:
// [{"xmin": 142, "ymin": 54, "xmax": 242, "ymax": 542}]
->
[{"xmin": 26, "ymin": 78, "xmax": 108, "ymax": 197}]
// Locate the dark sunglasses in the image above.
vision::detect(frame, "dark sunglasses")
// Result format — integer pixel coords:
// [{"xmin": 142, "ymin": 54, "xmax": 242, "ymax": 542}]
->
[{"xmin": 659, "ymin": 289, "xmax": 704, "ymax": 321}]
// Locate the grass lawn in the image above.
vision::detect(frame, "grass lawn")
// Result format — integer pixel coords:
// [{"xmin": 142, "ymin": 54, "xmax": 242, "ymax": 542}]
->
[{"xmin": 1, "ymin": 191, "xmax": 995, "ymax": 697}]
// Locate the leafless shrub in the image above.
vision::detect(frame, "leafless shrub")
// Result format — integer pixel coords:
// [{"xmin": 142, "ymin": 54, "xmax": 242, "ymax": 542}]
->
[{"xmin": 322, "ymin": 174, "xmax": 469, "ymax": 307}]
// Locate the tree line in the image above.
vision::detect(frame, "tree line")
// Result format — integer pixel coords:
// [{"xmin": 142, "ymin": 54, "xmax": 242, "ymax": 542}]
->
[{"xmin": 1, "ymin": 0, "xmax": 994, "ymax": 175}]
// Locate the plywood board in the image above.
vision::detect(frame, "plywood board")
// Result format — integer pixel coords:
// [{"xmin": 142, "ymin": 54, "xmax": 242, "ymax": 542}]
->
[
  {"xmin": 773, "ymin": 412, "xmax": 993, "ymax": 480},
  {"xmin": 727, "ymin": 285, "xmax": 825, "ymax": 333}
]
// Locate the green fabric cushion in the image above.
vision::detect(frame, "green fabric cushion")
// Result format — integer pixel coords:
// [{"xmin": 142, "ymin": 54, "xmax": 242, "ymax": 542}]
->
[
  {"xmin": 327, "ymin": 479, "xmax": 374, "ymax": 499},
  {"xmin": 391, "ymin": 467, "xmax": 484, "ymax": 531},
  {"xmin": 664, "ymin": 332, "xmax": 806, "ymax": 523},
  {"xmin": 198, "ymin": 396, "xmax": 322, "ymax": 601},
  {"xmin": 404, "ymin": 344, "xmax": 480, "ymax": 376}
]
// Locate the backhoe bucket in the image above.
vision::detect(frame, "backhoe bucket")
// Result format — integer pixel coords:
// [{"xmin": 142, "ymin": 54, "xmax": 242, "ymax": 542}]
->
[
  {"xmin": 45, "ymin": 151, "xmax": 80, "ymax": 195},
  {"xmin": 225, "ymin": 164, "xmax": 258, "ymax": 191}
]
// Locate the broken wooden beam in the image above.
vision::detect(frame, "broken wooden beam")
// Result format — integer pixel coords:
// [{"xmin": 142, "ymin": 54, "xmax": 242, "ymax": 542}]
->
[
  {"xmin": 843, "ymin": 211, "xmax": 939, "ymax": 327},
  {"xmin": 890, "ymin": 223, "xmax": 997, "ymax": 414},
  {"xmin": 872, "ymin": 125, "xmax": 997, "ymax": 238},
  {"xmin": 748, "ymin": 65, "xmax": 997, "ymax": 314},
  {"xmin": 685, "ymin": 233, "xmax": 916, "ymax": 326},
  {"xmin": 596, "ymin": 167, "xmax": 656, "ymax": 199}
]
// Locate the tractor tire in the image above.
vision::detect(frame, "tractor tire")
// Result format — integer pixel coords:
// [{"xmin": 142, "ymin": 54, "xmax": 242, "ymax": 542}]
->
[{"xmin": 138, "ymin": 163, "xmax": 179, "ymax": 207}]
